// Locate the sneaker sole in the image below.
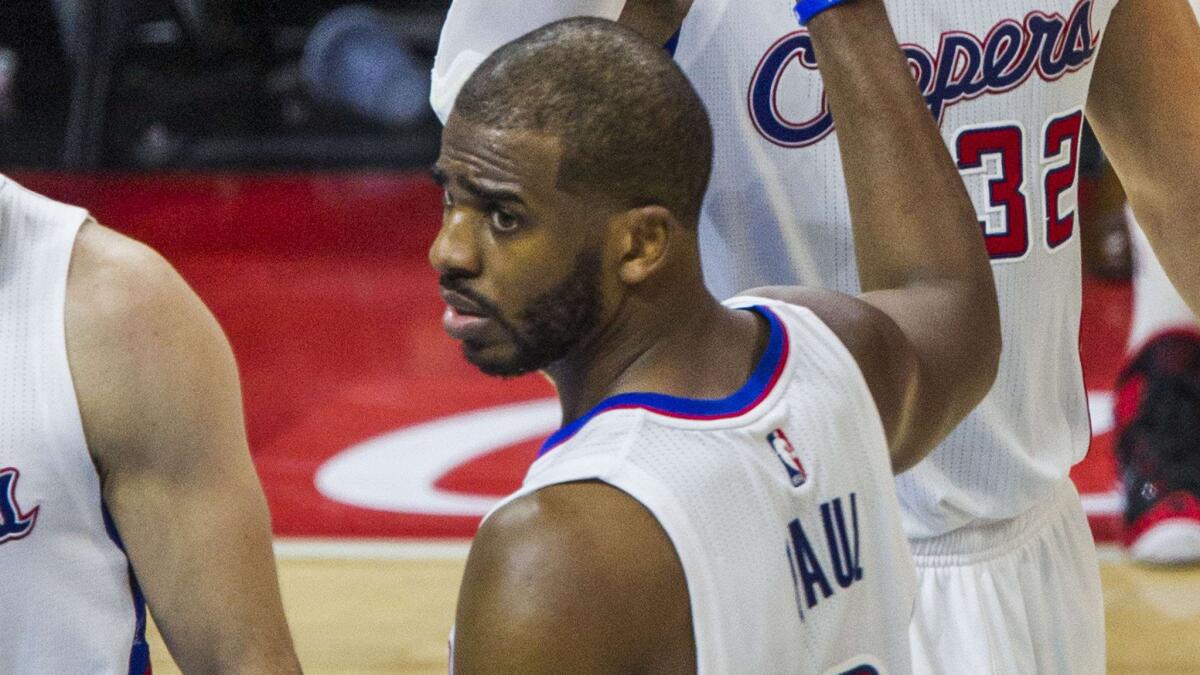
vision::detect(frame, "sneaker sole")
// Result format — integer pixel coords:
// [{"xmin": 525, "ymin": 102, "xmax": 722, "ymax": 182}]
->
[{"xmin": 1130, "ymin": 519, "xmax": 1200, "ymax": 565}]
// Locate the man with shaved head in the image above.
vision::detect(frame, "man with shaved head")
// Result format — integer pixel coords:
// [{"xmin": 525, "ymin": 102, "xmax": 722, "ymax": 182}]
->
[{"xmin": 432, "ymin": 5, "xmax": 999, "ymax": 672}]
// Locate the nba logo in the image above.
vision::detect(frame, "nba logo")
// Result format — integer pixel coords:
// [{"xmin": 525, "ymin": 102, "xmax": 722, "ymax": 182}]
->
[{"xmin": 767, "ymin": 429, "xmax": 807, "ymax": 488}]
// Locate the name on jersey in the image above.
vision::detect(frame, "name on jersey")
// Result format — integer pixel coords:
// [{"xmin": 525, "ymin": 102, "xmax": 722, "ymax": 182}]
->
[
  {"xmin": 784, "ymin": 492, "xmax": 863, "ymax": 621},
  {"xmin": 0, "ymin": 467, "xmax": 39, "ymax": 544},
  {"xmin": 749, "ymin": 0, "xmax": 1099, "ymax": 147}
]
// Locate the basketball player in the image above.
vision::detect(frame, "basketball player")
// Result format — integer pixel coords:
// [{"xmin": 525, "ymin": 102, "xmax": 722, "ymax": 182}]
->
[
  {"xmin": 0, "ymin": 176, "xmax": 301, "ymax": 671},
  {"xmin": 433, "ymin": 0, "xmax": 1200, "ymax": 670},
  {"xmin": 435, "ymin": 9, "xmax": 1000, "ymax": 672}
]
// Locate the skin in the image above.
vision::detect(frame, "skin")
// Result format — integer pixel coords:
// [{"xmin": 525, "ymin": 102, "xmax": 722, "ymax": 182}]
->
[
  {"xmin": 1087, "ymin": 0, "xmax": 1200, "ymax": 317},
  {"xmin": 617, "ymin": 0, "xmax": 693, "ymax": 44},
  {"xmin": 66, "ymin": 221, "xmax": 301, "ymax": 674},
  {"xmin": 437, "ymin": 4, "xmax": 998, "ymax": 673}
]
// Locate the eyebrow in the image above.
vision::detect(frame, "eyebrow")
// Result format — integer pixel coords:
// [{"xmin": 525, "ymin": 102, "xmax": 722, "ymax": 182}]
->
[
  {"xmin": 462, "ymin": 179, "xmax": 526, "ymax": 206},
  {"xmin": 434, "ymin": 165, "xmax": 527, "ymax": 206}
]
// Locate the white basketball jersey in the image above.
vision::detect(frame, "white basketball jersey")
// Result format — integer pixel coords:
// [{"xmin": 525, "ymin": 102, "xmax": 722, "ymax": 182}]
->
[
  {"xmin": 431, "ymin": 0, "xmax": 1123, "ymax": 538},
  {"xmin": 487, "ymin": 298, "xmax": 916, "ymax": 674},
  {"xmin": 0, "ymin": 176, "xmax": 151, "ymax": 673},
  {"xmin": 670, "ymin": 0, "xmax": 1120, "ymax": 537}
]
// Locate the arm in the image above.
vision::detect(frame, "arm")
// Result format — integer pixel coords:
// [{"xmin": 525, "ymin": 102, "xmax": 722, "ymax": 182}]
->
[
  {"xmin": 66, "ymin": 222, "xmax": 301, "ymax": 673},
  {"xmin": 453, "ymin": 483, "xmax": 695, "ymax": 674},
  {"xmin": 430, "ymin": 0, "xmax": 690, "ymax": 122},
  {"xmin": 1086, "ymin": 0, "xmax": 1200, "ymax": 316},
  {"xmin": 754, "ymin": 1, "xmax": 1001, "ymax": 473}
]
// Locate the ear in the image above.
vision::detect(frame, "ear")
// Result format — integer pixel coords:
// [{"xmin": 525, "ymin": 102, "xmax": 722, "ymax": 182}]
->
[{"xmin": 612, "ymin": 205, "xmax": 677, "ymax": 286}]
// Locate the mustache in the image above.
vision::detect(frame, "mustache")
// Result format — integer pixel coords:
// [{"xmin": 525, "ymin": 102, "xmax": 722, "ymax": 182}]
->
[{"xmin": 438, "ymin": 274, "xmax": 503, "ymax": 319}]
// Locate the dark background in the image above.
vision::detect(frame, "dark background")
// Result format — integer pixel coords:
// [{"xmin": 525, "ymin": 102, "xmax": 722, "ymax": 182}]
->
[{"xmin": 0, "ymin": 0, "xmax": 448, "ymax": 170}]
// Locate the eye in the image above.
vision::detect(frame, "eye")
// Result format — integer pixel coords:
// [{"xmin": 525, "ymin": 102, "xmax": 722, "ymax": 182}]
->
[{"xmin": 489, "ymin": 208, "xmax": 520, "ymax": 233}]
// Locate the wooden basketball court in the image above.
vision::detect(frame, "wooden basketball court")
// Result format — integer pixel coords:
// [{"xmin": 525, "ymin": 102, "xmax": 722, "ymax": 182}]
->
[{"xmin": 144, "ymin": 543, "xmax": 1200, "ymax": 674}]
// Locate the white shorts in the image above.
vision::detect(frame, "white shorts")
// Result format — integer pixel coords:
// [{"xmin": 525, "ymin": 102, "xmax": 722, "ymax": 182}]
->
[{"xmin": 907, "ymin": 480, "xmax": 1105, "ymax": 674}]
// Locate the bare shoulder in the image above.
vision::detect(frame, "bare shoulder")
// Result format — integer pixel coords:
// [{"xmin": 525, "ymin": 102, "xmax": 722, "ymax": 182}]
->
[
  {"xmin": 65, "ymin": 221, "xmax": 240, "ymax": 467},
  {"xmin": 454, "ymin": 481, "xmax": 694, "ymax": 673},
  {"xmin": 66, "ymin": 220, "xmax": 198, "ymax": 335}
]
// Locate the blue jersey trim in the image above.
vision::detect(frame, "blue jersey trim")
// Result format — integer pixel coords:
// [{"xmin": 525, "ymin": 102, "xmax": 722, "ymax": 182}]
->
[
  {"xmin": 102, "ymin": 502, "xmax": 152, "ymax": 675},
  {"xmin": 539, "ymin": 306, "xmax": 788, "ymax": 456},
  {"xmin": 664, "ymin": 29, "xmax": 682, "ymax": 57}
]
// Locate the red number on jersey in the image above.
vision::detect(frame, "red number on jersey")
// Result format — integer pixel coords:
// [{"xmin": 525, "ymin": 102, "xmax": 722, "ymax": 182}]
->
[
  {"xmin": 1043, "ymin": 110, "xmax": 1085, "ymax": 250},
  {"xmin": 954, "ymin": 125, "xmax": 1030, "ymax": 260}
]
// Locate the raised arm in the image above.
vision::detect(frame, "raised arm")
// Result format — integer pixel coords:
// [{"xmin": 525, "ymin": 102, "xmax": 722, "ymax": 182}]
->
[
  {"xmin": 754, "ymin": 0, "xmax": 1000, "ymax": 473},
  {"xmin": 430, "ymin": 0, "xmax": 691, "ymax": 122},
  {"xmin": 66, "ymin": 222, "xmax": 301, "ymax": 673},
  {"xmin": 1086, "ymin": 0, "xmax": 1200, "ymax": 316}
]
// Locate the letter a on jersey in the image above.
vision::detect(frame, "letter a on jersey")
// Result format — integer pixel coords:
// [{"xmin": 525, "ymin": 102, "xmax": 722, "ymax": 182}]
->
[{"xmin": 0, "ymin": 468, "xmax": 39, "ymax": 544}]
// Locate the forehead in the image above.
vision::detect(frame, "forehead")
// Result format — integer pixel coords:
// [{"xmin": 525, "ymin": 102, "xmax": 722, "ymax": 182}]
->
[{"xmin": 437, "ymin": 118, "xmax": 564, "ymax": 194}]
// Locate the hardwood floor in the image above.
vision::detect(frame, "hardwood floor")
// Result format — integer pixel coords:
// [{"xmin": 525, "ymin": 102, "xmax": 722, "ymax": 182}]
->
[{"xmin": 145, "ymin": 543, "xmax": 1200, "ymax": 674}]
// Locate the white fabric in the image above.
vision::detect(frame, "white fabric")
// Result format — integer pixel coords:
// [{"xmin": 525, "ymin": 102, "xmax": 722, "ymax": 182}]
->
[
  {"xmin": 907, "ymin": 480, "xmax": 1105, "ymax": 675},
  {"xmin": 671, "ymin": 0, "xmax": 1120, "ymax": 540},
  {"xmin": 0, "ymin": 175, "xmax": 145, "ymax": 673},
  {"xmin": 430, "ymin": 0, "xmax": 627, "ymax": 122},
  {"xmin": 485, "ymin": 298, "xmax": 917, "ymax": 674}
]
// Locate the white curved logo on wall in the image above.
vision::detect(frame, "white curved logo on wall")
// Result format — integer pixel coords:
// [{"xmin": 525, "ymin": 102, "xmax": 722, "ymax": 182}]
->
[
  {"xmin": 315, "ymin": 391, "xmax": 1120, "ymax": 517},
  {"xmin": 315, "ymin": 398, "xmax": 560, "ymax": 516}
]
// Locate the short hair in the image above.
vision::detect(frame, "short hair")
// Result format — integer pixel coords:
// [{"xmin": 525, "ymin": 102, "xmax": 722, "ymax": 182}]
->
[{"xmin": 452, "ymin": 17, "xmax": 714, "ymax": 226}]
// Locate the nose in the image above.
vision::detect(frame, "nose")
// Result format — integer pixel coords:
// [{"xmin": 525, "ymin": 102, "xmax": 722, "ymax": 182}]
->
[{"xmin": 429, "ymin": 206, "xmax": 480, "ymax": 278}]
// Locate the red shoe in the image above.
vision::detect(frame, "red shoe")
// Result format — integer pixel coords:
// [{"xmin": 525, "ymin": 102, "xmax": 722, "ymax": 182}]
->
[{"xmin": 1115, "ymin": 331, "xmax": 1200, "ymax": 564}]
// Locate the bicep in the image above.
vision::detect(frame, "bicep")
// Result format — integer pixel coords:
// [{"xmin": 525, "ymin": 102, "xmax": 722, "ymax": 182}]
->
[{"xmin": 66, "ymin": 224, "xmax": 296, "ymax": 671}]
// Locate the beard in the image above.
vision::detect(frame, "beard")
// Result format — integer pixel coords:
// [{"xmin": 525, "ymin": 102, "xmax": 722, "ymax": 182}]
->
[{"xmin": 445, "ymin": 246, "xmax": 603, "ymax": 378}]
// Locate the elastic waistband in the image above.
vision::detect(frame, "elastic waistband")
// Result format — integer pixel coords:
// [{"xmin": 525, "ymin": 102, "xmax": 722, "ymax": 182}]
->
[{"xmin": 908, "ymin": 480, "xmax": 1082, "ymax": 566}]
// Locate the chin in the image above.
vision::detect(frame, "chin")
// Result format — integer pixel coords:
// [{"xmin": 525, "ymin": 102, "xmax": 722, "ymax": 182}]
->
[{"xmin": 462, "ymin": 342, "xmax": 540, "ymax": 378}]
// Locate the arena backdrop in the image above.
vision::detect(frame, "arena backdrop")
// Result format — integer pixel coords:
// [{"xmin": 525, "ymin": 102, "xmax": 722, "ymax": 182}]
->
[{"xmin": 15, "ymin": 172, "xmax": 1128, "ymax": 543}]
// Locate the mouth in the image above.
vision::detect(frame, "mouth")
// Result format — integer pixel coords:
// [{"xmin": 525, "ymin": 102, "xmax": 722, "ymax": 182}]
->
[{"xmin": 439, "ymin": 287, "xmax": 494, "ymax": 340}]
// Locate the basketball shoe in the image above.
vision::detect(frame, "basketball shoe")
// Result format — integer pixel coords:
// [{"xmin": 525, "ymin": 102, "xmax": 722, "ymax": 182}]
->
[{"xmin": 1115, "ymin": 330, "xmax": 1200, "ymax": 564}]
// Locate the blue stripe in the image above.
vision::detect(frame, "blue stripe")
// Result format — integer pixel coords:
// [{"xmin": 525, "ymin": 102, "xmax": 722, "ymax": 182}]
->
[
  {"xmin": 664, "ymin": 29, "xmax": 682, "ymax": 57},
  {"xmin": 102, "ymin": 503, "xmax": 152, "ymax": 675},
  {"xmin": 539, "ymin": 306, "xmax": 786, "ymax": 455}
]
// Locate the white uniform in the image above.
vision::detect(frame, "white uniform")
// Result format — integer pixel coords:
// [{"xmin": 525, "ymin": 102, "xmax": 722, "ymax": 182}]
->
[
  {"xmin": 433, "ymin": 1, "xmax": 1114, "ymax": 671},
  {"xmin": 484, "ymin": 299, "xmax": 916, "ymax": 674},
  {"xmin": 0, "ymin": 176, "xmax": 151, "ymax": 674}
]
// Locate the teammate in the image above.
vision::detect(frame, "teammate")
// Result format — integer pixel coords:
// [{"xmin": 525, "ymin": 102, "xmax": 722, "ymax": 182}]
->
[
  {"xmin": 434, "ymin": 9, "xmax": 999, "ymax": 672},
  {"xmin": 433, "ymin": 0, "xmax": 1200, "ymax": 670},
  {"xmin": 0, "ymin": 175, "xmax": 301, "ymax": 672}
]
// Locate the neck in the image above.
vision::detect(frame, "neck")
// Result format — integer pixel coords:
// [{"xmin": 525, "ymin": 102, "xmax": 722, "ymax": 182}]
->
[{"xmin": 544, "ymin": 281, "xmax": 761, "ymax": 425}]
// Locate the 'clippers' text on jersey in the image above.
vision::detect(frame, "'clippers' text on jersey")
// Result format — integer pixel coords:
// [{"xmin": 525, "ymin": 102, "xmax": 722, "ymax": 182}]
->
[{"xmin": 749, "ymin": 0, "xmax": 1099, "ymax": 148}]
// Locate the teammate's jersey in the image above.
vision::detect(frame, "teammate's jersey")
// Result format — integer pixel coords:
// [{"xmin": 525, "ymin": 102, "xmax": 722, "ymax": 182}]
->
[
  {"xmin": 431, "ymin": 0, "xmax": 1120, "ymax": 538},
  {"xmin": 483, "ymin": 298, "xmax": 917, "ymax": 674},
  {"xmin": 0, "ymin": 176, "xmax": 151, "ymax": 673},
  {"xmin": 672, "ymin": 0, "xmax": 1119, "ymax": 537}
]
